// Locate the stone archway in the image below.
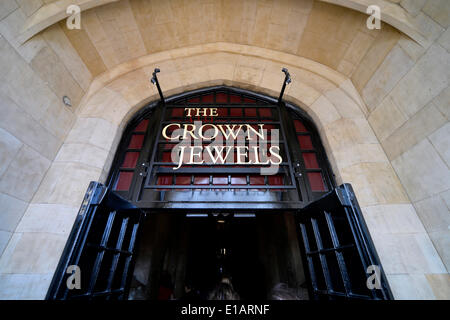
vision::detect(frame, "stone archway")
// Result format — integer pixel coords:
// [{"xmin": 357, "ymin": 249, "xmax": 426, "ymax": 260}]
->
[{"xmin": 2, "ymin": 46, "xmax": 444, "ymax": 299}]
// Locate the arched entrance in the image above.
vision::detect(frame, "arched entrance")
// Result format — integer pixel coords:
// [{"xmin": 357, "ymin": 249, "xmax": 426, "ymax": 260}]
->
[
  {"xmin": 109, "ymin": 86, "xmax": 334, "ymax": 209},
  {"xmin": 46, "ymin": 87, "xmax": 392, "ymax": 300}
]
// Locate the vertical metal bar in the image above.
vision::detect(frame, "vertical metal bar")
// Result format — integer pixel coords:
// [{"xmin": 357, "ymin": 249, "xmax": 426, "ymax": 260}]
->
[
  {"xmin": 61, "ymin": 204, "xmax": 99, "ymax": 300},
  {"xmin": 342, "ymin": 206, "xmax": 380, "ymax": 299},
  {"xmin": 299, "ymin": 223, "xmax": 319, "ymax": 294},
  {"xmin": 151, "ymin": 68, "xmax": 165, "ymax": 104},
  {"xmin": 105, "ymin": 216, "xmax": 129, "ymax": 297},
  {"xmin": 86, "ymin": 211, "xmax": 116, "ymax": 297},
  {"xmin": 278, "ymin": 81, "xmax": 287, "ymax": 104},
  {"xmin": 311, "ymin": 217, "xmax": 334, "ymax": 295},
  {"xmin": 51, "ymin": 183, "xmax": 106, "ymax": 300},
  {"xmin": 143, "ymin": 104, "xmax": 165, "ymax": 190},
  {"xmin": 338, "ymin": 186, "xmax": 373, "ymax": 273},
  {"xmin": 343, "ymin": 184, "xmax": 393, "ymax": 299},
  {"xmin": 278, "ymin": 103, "xmax": 300, "ymax": 199},
  {"xmin": 119, "ymin": 220, "xmax": 140, "ymax": 297},
  {"xmin": 324, "ymin": 210, "xmax": 352, "ymax": 296},
  {"xmin": 278, "ymin": 68, "xmax": 291, "ymax": 104}
]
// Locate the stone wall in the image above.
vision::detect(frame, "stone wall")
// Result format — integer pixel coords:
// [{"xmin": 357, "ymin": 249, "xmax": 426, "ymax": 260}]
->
[
  {"xmin": 353, "ymin": 0, "xmax": 450, "ymax": 299},
  {"xmin": 0, "ymin": 0, "xmax": 92, "ymax": 274},
  {"xmin": 0, "ymin": 0, "xmax": 448, "ymax": 299},
  {"xmin": 0, "ymin": 1, "xmax": 96, "ymax": 298}
]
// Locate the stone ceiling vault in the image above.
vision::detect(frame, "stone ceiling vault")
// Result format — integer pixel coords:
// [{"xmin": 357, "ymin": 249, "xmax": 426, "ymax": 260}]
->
[
  {"xmin": 20, "ymin": 0, "xmax": 432, "ymax": 47},
  {"xmin": 0, "ymin": 0, "xmax": 449, "ymax": 301},
  {"xmin": 17, "ymin": 0, "xmax": 428, "ymax": 80}
]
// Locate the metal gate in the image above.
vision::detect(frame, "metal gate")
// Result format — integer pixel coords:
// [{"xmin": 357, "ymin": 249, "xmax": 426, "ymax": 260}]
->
[
  {"xmin": 46, "ymin": 182, "xmax": 145, "ymax": 300},
  {"xmin": 297, "ymin": 184, "xmax": 392, "ymax": 300},
  {"xmin": 47, "ymin": 87, "xmax": 392, "ymax": 300},
  {"xmin": 108, "ymin": 87, "xmax": 334, "ymax": 210}
]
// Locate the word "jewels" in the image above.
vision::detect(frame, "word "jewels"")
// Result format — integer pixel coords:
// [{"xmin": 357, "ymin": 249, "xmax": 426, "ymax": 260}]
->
[{"xmin": 161, "ymin": 108, "xmax": 282, "ymax": 174}]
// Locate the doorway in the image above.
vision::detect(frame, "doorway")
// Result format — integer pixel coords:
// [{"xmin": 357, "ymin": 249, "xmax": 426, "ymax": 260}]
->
[
  {"xmin": 129, "ymin": 212, "xmax": 308, "ymax": 300},
  {"xmin": 45, "ymin": 87, "xmax": 393, "ymax": 301}
]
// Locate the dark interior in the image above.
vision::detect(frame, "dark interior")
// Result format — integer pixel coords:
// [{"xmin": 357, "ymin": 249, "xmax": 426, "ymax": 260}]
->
[{"xmin": 129, "ymin": 212, "xmax": 308, "ymax": 300}]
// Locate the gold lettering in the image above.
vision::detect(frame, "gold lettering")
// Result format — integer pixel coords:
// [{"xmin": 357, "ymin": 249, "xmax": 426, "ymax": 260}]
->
[
  {"xmin": 217, "ymin": 124, "xmax": 243, "ymax": 140},
  {"xmin": 182, "ymin": 124, "xmax": 198, "ymax": 139},
  {"xmin": 189, "ymin": 146, "xmax": 204, "ymax": 164},
  {"xmin": 162, "ymin": 123, "xmax": 181, "ymax": 140},
  {"xmin": 205, "ymin": 146, "xmax": 233, "ymax": 164},
  {"xmin": 184, "ymin": 108, "xmax": 195, "ymax": 117},
  {"xmin": 249, "ymin": 146, "xmax": 269, "ymax": 165},
  {"xmin": 173, "ymin": 145, "xmax": 186, "ymax": 170},
  {"xmin": 199, "ymin": 124, "xmax": 219, "ymax": 140},
  {"xmin": 165, "ymin": 121, "xmax": 283, "ymax": 170},
  {"xmin": 236, "ymin": 146, "xmax": 248, "ymax": 164},
  {"xmin": 195, "ymin": 108, "xmax": 209, "ymax": 117},
  {"xmin": 269, "ymin": 146, "xmax": 282, "ymax": 165},
  {"xmin": 185, "ymin": 108, "xmax": 219, "ymax": 118},
  {"xmin": 246, "ymin": 124, "xmax": 265, "ymax": 140}
]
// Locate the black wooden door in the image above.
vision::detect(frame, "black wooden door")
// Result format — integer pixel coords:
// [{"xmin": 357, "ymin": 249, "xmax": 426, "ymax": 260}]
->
[
  {"xmin": 297, "ymin": 183, "xmax": 393, "ymax": 300},
  {"xmin": 46, "ymin": 182, "xmax": 145, "ymax": 300}
]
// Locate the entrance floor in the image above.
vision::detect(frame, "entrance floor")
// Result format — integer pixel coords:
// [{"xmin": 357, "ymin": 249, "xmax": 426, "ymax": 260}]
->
[{"xmin": 129, "ymin": 212, "xmax": 308, "ymax": 300}]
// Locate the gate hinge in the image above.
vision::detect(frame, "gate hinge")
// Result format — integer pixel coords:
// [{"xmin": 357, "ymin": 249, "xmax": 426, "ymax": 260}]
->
[
  {"xmin": 335, "ymin": 187, "xmax": 352, "ymax": 207},
  {"xmin": 79, "ymin": 182, "xmax": 107, "ymax": 214},
  {"xmin": 293, "ymin": 161, "xmax": 302, "ymax": 177},
  {"xmin": 139, "ymin": 162, "xmax": 150, "ymax": 177}
]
